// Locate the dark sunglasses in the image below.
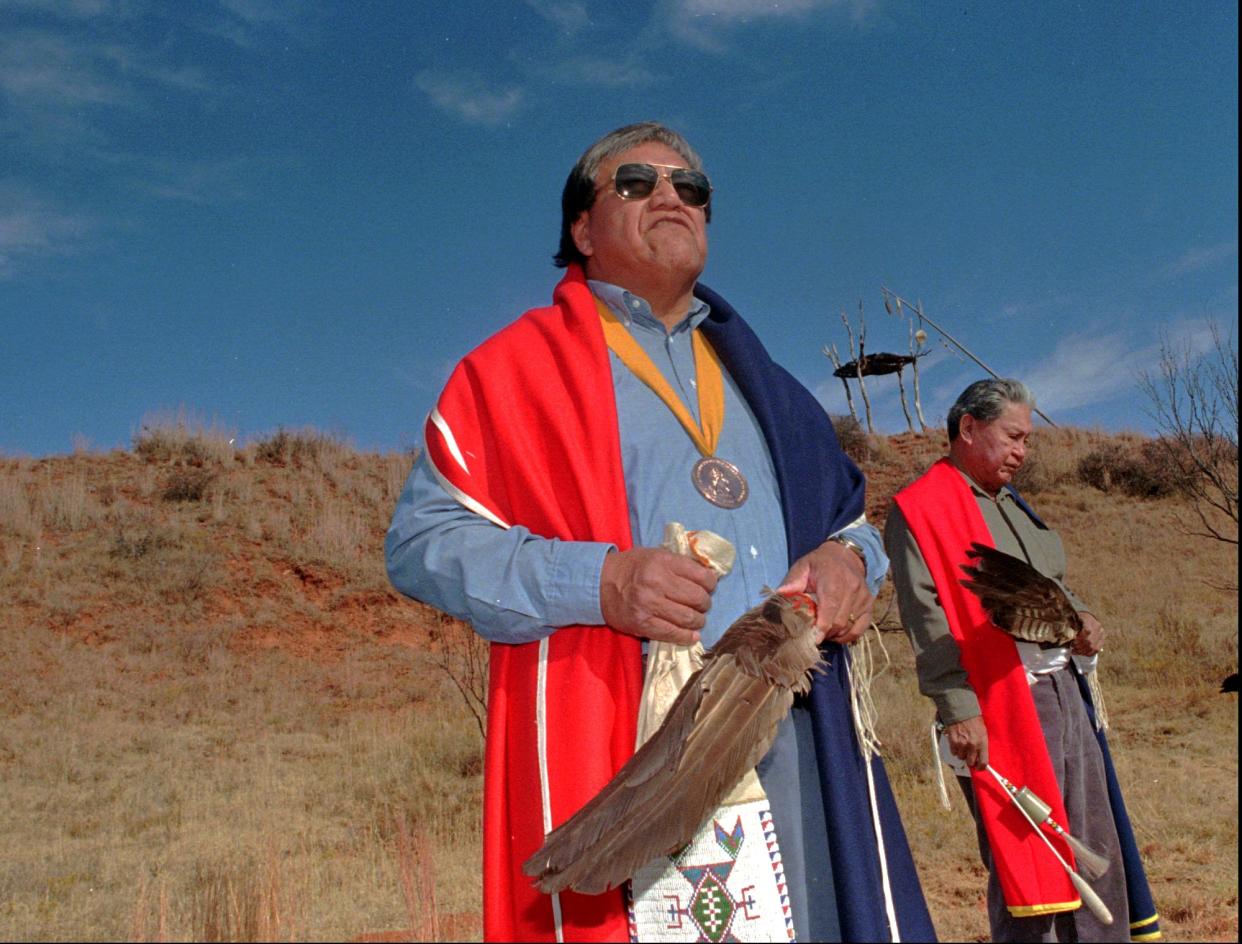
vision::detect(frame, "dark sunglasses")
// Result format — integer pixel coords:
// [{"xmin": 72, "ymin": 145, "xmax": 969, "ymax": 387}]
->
[{"xmin": 603, "ymin": 162, "xmax": 713, "ymax": 208}]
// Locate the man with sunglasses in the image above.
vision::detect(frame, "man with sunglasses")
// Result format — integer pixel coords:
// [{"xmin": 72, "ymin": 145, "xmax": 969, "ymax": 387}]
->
[{"xmin": 387, "ymin": 122, "xmax": 934, "ymax": 943}]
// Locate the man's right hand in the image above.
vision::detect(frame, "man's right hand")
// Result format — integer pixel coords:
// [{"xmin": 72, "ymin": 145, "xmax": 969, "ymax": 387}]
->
[
  {"xmin": 599, "ymin": 547, "xmax": 717, "ymax": 646},
  {"xmin": 945, "ymin": 716, "xmax": 989, "ymax": 770}
]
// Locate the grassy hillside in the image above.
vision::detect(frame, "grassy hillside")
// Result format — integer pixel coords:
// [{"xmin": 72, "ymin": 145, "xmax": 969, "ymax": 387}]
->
[{"xmin": 0, "ymin": 421, "xmax": 1236, "ymax": 941}]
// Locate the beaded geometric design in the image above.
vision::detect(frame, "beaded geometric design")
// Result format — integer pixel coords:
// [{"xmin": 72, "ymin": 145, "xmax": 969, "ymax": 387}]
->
[{"xmin": 628, "ymin": 801, "xmax": 795, "ymax": 942}]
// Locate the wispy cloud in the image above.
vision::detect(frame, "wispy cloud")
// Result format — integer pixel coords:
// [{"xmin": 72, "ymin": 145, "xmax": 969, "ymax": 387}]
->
[
  {"xmin": 415, "ymin": 70, "xmax": 525, "ymax": 126},
  {"xmin": 553, "ymin": 55, "xmax": 656, "ymax": 88},
  {"xmin": 0, "ymin": 27, "xmax": 216, "ymax": 140},
  {"xmin": 1155, "ymin": 240, "xmax": 1238, "ymax": 281},
  {"xmin": 663, "ymin": 0, "xmax": 878, "ymax": 52},
  {"xmin": 524, "ymin": 0, "xmax": 590, "ymax": 33},
  {"xmin": 0, "ymin": 182, "xmax": 92, "ymax": 279},
  {"xmin": 678, "ymin": 0, "xmax": 823, "ymax": 16},
  {"xmin": 1015, "ymin": 332, "xmax": 1148, "ymax": 417},
  {"xmin": 113, "ymin": 155, "xmax": 257, "ymax": 204},
  {"xmin": 195, "ymin": 0, "xmax": 306, "ymax": 49},
  {"xmin": 0, "ymin": 1, "xmax": 301, "ymax": 281},
  {"xmin": 0, "ymin": 30, "xmax": 133, "ymax": 110},
  {"xmin": 1018, "ymin": 313, "xmax": 1237, "ymax": 425},
  {"xmin": 1, "ymin": 3, "xmax": 299, "ymax": 129},
  {"xmin": 0, "ymin": 0, "xmax": 120, "ymax": 19}
]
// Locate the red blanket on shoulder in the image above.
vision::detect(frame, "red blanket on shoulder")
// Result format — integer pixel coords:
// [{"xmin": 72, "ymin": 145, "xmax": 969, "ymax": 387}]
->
[
  {"xmin": 894, "ymin": 458, "xmax": 1079, "ymax": 917},
  {"xmin": 424, "ymin": 266, "xmax": 640, "ymax": 941}
]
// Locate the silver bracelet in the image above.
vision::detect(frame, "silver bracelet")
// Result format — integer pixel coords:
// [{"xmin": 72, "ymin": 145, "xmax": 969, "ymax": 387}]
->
[{"xmin": 827, "ymin": 533, "xmax": 867, "ymax": 569}]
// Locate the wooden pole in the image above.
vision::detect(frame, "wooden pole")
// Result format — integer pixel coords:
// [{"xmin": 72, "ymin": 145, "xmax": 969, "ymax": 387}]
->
[
  {"xmin": 909, "ymin": 320, "xmax": 929, "ymax": 432},
  {"xmin": 896, "ymin": 367, "xmax": 915, "ymax": 433},
  {"xmin": 824, "ymin": 343, "xmax": 859, "ymax": 424},
  {"xmin": 853, "ymin": 302, "xmax": 875, "ymax": 433},
  {"xmin": 882, "ymin": 290, "xmax": 1058, "ymax": 428}
]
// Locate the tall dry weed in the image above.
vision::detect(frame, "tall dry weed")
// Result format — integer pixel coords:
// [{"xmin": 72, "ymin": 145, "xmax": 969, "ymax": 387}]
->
[
  {"xmin": 130, "ymin": 874, "xmax": 170, "ymax": 943},
  {"xmin": 39, "ymin": 469, "xmax": 93, "ymax": 529},
  {"xmin": 190, "ymin": 848, "xmax": 297, "ymax": 944},
  {"xmin": 0, "ymin": 468, "xmax": 39, "ymax": 538},
  {"xmin": 307, "ymin": 501, "xmax": 367, "ymax": 565},
  {"xmin": 134, "ymin": 409, "xmax": 236, "ymax": 465},
  {"xmin": 382, "ymin": 452, "xmax": 418, "ymax": 507},
  {"xmin": 394, "ymin": 817, "xmax": 441, "ymax": 941}
]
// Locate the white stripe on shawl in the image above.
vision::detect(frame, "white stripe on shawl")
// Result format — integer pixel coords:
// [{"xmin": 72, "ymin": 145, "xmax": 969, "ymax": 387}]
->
[{"xmin": 424, "ymin": 414, "xmax": 510, "ymax": 530}]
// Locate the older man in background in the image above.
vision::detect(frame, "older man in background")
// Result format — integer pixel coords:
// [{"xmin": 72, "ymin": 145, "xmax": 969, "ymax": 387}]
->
[
  {"xmin": 387, "ymin": 122, "xmax": 934, "ymax": 942},
  {"xmin": 885, "ymin": 378, "xmax": 1160, "ymax": 943}
]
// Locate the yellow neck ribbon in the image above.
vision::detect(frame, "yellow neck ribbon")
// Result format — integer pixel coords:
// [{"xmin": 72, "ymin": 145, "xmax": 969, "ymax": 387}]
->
[{"xmin": 595, "ymin": 297, "xmax": 725, "ymax": 458}]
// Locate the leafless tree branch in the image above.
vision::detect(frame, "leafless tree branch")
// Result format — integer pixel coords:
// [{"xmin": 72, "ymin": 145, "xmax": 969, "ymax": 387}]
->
[
  {"xmin": 431, "ymin": 613, "xmax": 489, "ymax": 741},
  {"xmin": 1138, "ymin": 321, "xmax": 1238, "ymax": 549}
]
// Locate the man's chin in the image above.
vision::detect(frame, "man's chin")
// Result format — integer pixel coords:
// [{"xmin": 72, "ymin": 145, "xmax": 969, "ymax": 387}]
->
[{"xmin": 646, "ymin": 252, "xmax": 706, "ymax": 285}]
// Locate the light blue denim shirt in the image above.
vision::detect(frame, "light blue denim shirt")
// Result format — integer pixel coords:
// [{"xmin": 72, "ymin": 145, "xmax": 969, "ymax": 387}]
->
[{"xmin": 386, "ymin": 282, "xmax": 887, "ymax": 646}]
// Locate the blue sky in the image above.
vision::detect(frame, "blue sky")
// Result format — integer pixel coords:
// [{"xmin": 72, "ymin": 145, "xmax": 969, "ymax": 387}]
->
[{"xmin": 1, "ymin": 0, "xmax": 1237, "ymax": 456}]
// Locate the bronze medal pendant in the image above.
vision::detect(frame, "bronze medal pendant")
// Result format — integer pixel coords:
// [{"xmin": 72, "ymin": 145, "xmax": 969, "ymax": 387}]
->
[{"xmin": 692, "ymin": 456, "xmax": 749, "ymax": 509}]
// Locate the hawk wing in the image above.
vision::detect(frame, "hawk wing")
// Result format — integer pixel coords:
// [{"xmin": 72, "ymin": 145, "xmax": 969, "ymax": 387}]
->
[
  {"xmin": 522, "ymin": 592, "xmax": 820, "ymax": 896},
  {"xmin": 959, "ymin": 542, "xmax": 1082, "ymax": 647}
]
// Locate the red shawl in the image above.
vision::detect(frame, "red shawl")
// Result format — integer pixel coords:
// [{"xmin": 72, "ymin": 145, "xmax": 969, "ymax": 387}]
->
[
  {"xmin": 894, "ymin": 459, "xmax": 1080, "ymax": 916},
  {"xmin": 424, "ymin": 266, "xmax": 641, "ymax": 941}
]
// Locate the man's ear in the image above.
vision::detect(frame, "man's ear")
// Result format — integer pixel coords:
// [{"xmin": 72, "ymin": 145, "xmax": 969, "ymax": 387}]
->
[
  {"xmin": 958, "ymin": 414, "xmax": 977, "ymax": 445},
  {"xmin": 570, "ymin": 212, "xmax": 593, "ymax": 260}
]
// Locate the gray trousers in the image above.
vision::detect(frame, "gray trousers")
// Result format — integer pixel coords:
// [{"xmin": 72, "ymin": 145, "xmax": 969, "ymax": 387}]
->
[{"xmin": 958, "ymin": 668, "xmax": 1129, "ymax": 943}]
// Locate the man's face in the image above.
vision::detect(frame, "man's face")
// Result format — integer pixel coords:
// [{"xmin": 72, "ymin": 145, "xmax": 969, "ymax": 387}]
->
[
  {"xmin": 957, "ymin": 403, "xmax": 1032, "ymax": 494},
  {"xmin": 570, "ymin": 142, "xmax": 709, "ymax": 299}
]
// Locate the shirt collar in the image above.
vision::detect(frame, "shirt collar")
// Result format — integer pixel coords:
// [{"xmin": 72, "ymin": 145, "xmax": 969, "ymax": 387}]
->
[
  {"xmin": 587, "ymin": 279, "xmax": 711, "ymax": 335},
  {"xmin": 951, "ymin": 460, "xmax": 1015, "ymax": 504}
]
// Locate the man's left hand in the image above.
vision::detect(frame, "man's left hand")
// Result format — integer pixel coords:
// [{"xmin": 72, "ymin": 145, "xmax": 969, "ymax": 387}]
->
[
  {"xmin": 1072, "ymin": 612, "xmax": 1105, "ymax": 656},
  {"xmin": 776, "ymin": 540, "xmax": 874, "ymax": 645}
]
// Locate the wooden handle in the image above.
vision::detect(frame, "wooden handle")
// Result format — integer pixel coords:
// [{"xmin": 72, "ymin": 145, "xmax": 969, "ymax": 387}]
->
[{"xmin": 1068, "ymin": 869, "xmax": 1113, "ymax": 925}]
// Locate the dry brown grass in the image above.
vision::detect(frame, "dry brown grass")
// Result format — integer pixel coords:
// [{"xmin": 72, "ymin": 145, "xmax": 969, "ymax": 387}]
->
[{"xmin": 1, "ymin": 421, "xmax": 1236, "ymax": 941}]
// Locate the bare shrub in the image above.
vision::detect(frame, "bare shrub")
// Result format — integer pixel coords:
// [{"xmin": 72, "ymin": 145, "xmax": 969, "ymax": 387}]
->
[
  {"xmin": 162, "ymin": 468, "xmax": 217, "ymax": 503},
  {"xmin": 107, "ymin": 524, "xmax": 219, "ymax": 603},
  {"xmin": 1011, "ymin": 454, "xmax": 1050, "ymax": 494},
  {"xmin": 253, "ymin": 427, "xmax": 292, "ymax": 465},
  {"xmin": 134, "ymin": 409, "xmax": 234, "ymax": 465},
  {"xmin": 1076, "ymin": 442, "xmax": 1180, "ymax": 498},
  {"xmin": 831, "ymin": 414, "xmax": 870, "ymax": 463},
  {"xmin": 111, "ymin": 527, "xmax": 175, "ymax": 561},
  {"xmin": 864, "ymin": 435, "xmax": 897, "ymax": 468},
  {"xmin": 252, "ymin": 427, "xmax": 351, "ymax": 470},
  {"xmin": 1139, "ymin": 321, "xmax": 1238, "ymax": 546},
  {"xmin": 429, "ymin": 613, "xmax": 488, "ymax": 741}
]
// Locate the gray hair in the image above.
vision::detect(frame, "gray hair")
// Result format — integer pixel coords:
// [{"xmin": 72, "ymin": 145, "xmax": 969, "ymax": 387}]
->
[
  {"xmin": 554, "ymin": 121, "xmax": 710, "ymax": 268},
  {"xmin": 947, "ymin": 378, "xmax": 1036, "ymax": 440}
]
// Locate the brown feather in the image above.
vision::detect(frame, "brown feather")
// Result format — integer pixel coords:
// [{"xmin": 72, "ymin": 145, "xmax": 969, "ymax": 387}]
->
[
  {"xmin": 959, "ymin": 542, "xmax": 1082, "ymax": 647},
  {"xmin": 522, "ymin": 592, "xmax": 820, "ymax": 895}
]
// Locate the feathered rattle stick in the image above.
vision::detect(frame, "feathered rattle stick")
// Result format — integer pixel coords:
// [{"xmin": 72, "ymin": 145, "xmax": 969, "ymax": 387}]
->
[
  {"xmin": 984, "ymin": 765, "xmax": 1113, "ymax": 925},
  {"xmin": 986, "ymin": 765, "xmax": 1111, "ymax": 880}
]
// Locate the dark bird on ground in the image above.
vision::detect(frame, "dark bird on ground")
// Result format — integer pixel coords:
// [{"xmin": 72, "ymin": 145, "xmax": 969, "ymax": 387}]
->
[
  {"xmin": 959, "ymin": 542, "xmax": 1081, "ymax": 647},
  {"xmin": 522, "ymin": 591, "xmax": 820, "ymax": 896},
  {"xmin": 1221, "ymin": 672, "xmax": 1238, "ymax": 694}
]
